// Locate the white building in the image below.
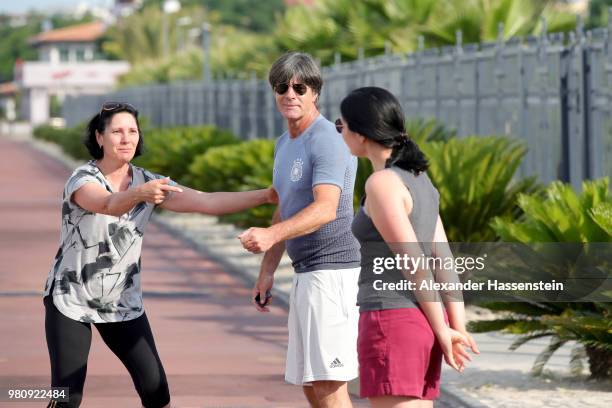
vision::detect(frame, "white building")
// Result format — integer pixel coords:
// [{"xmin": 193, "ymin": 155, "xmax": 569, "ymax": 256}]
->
[
  {"xmin": 15, "ymin": 21, "xmax": 130, "ymax": 125},
  {"xmin": 32, "ymin": 21, "xmax": 104, "ymax": 64}
]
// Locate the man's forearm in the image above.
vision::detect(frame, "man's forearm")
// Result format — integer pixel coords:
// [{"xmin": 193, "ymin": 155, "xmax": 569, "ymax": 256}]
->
[
  {"xmin": 259, "ymin": 209, "xmax": 285, "ymax": 276},
  {"xmin": 269, "ymin": 200, "xmax": 335, "ymax": 242},
  {"xmin": 259, "ymin": 240, "xmax": 286, "ymax": 277}
]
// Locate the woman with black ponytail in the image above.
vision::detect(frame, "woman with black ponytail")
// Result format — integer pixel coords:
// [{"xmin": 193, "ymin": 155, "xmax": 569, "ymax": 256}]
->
[
  {"xmin": 43, "ymin": 102, "xmax": 277, "ymax": 407},
  {"xmin": 337, "ymin": 87, "xmax": 479, "ymax": 407}
]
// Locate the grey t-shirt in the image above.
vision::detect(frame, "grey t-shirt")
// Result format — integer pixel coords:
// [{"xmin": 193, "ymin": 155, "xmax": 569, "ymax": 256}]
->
[
  {"xmin": 273, "ymin": 114, "xmax": 360, "ymax": 273},
  {"xmin": 43, "ymin": 161, "xmax": 170, "ymax": 323}
]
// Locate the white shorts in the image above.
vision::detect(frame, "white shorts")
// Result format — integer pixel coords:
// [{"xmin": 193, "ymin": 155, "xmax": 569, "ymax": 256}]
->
[{"xmin": 285, "ymin": 267, "xmax": 360, "ymax": 385}]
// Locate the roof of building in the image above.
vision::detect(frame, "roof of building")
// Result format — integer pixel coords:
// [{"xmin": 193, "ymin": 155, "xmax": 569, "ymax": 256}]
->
[{"xmin": 30, "ymin": 21, "xmax": 106, "ymax": 45}]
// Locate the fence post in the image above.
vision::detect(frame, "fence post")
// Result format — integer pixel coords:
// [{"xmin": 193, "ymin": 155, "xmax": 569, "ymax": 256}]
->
[
  {"xmin": 566, "ymin": 16, "xmax": 588, "ymax": 189},
  {"xmin": 536, "ymin": 18, "xmax": 554, "ymax": 182},
  {"xmin": 494, "ymin": 23, "xmax": 505, "ymax": 134},
  {"xmin": 454, "ymin": 30, "xmax": 464, "ymax": 133},
  {"xmin": 434, "ymin": 42, "xmax": 441, "ymax": 121},
  {"xmin": 334, "ymin": 51, "xmax": 341, "ymax": 66},
  {"xmin": 265, "ymin": 81, "xmax": 275, "ymax": 139},
  {"xmin": 416, "ymin": 36, "xmax": 425, "ymax": 117},
  {"xmin": 206, "ymin": 77, "xmax": 215, "ymax": 126},
  {"xmin": 249, "ymin": 72, "xmax": 257, "ymax": 140},
  {"xmin": 560, "ymin": 32, "xmax": 571, "ymax": 184},
  {"xmin": 583, "ymin": 27, "xmax": 593, "ymax": 181},
  {"xmin": 183, "ymin": 82, "xmax": 190, "ymax": 125},
  {"xmin": 384, "ymin": 41, "xmax": 391, "ymax": 56},
  {"xmin": 358, "ymin": 47, "xmax": 366, "ymax": 85},
  {"xmin": 518, "ymin": 27, "xmax": 528, "ymax": 158},
  {"xmin": 202, "ymin": 80, "xmax": 207, "ymax": 125}
]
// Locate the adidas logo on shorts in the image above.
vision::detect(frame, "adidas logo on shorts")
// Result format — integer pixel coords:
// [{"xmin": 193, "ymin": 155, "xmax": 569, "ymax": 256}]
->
[{"xmin": 329, "ymin": 358, "xmax": 344, "ymax": 368}]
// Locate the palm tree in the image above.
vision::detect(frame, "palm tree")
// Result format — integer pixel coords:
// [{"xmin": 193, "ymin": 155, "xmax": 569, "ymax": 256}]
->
[
  {"xmin": 419, "ymin": 0, "xmax": 576, "ymax": 47},
  {"xmin": 102, "ymin": 4, "xmax": 209, "ymax": 63},
  {"xmin": 274, "ymin": 0, "xmax": 440, "ymax": 63},
  {"xmin": 273, "ymin": 0, "xmax": 577, "ymax": 65}
]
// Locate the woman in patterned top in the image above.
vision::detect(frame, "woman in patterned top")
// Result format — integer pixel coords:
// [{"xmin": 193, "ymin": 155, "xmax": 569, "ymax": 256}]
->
[{"xmin": 43, "ymin": 102, "xmax": 277, "ymax": 408}]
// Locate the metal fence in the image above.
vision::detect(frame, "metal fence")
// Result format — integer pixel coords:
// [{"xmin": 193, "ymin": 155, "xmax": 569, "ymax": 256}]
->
[{"xmin": 63, "ymin": 24, "xmax": 612, "ymax": 188}]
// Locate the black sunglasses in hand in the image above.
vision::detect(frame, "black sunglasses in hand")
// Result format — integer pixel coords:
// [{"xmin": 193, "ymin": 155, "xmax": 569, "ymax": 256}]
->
[{"xmin": 255, "ymin": 290, "xmax": 272, "ymax": 307}]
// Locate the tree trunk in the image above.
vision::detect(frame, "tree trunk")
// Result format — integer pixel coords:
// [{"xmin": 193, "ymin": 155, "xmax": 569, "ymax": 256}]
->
[{"xmin": 586, "ymin": 345, "xmax": 612, "ymax": 379}]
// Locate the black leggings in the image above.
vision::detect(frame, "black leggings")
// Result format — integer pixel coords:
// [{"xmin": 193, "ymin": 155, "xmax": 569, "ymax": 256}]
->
[{"xmin": 44, "ymin": 296, "xmax": 170, "ymax": 408}]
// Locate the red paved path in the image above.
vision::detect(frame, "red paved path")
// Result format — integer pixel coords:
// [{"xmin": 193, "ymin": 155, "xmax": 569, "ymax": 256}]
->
[{"xmin": 0, "ymin": 137, "xmax": 311, "ymax": 407}]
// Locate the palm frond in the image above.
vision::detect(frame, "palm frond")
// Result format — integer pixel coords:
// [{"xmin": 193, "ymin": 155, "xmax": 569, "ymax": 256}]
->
[
  {"xmin": 468, "ymin": 318, "xmax": 524, "ymax": 332},
  {"xmin": 570, "ymin": 344, "xmax": 586, "ymax": 376},
  {"xmin": 509, "ymin": 331, "xmax": 555, "ymax": 351},
  {"xmin": 531, "ymin": 336, "xmax": 567, "ymax": 376}
]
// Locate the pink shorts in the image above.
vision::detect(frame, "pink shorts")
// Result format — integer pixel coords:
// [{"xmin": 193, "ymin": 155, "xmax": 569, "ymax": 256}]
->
[{"xmin": 357, "ymin": 307, "xmax": 444, "ymax": 400}]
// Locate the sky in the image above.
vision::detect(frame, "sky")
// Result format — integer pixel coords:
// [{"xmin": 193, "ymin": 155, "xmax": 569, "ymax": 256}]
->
[{"xmin": 0, "ymin": 0, "xmax": 112, "ymax": 14}]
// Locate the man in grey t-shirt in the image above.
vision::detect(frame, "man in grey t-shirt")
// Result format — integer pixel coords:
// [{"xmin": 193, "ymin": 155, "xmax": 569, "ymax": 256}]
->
[{"xmin": 239, "ymin": 52, "xmax": 360, "ymax": 407}]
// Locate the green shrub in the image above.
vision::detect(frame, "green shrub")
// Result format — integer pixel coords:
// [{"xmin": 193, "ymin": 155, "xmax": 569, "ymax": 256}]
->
[
  {"xmin": 421, "ymin": 136, "xmax": 538, "ymax": 242},
  {"xmin": 33, "ymin": 125, "xmax": 61, "ymax": 142},
  {"xmin": 492, "ymin": 178, "xmax": 612, "ymax": 242},
  {"xmin": 354, "ymin": 157, "xmax": 373, "ymax": 208},
  {"xmin": 61, "ymin": 124, "xmax": 89, "ymax": 160},
  {"xmin": 33, "ymin": 123, "xmax": 89, "ymax": 160},
  {"xmin": 188, "ymin": 139, "xmax": 276, "ymax": 227},
  {"xmin": 134, "ymin": 125, "xmax": 238, "ymax": 185},
  {"xmin": 470, "ymin": 178, "xmax": 612, "ymax": 379}
]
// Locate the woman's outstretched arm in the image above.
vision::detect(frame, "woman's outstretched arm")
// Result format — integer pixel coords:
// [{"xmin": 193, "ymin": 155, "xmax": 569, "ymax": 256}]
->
[
  {"xmin": 73, "ymin": 177, "xmax": 182, "ymax": 216},
  {"xmin": 159, "ymin": 186, "xmax": 277, "ymax": 215}
]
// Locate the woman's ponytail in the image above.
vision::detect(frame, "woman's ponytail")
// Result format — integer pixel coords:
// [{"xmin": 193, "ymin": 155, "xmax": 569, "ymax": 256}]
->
[{"xmin": 385, "ymin": 133, "xmax": 429, "ymax": 174}]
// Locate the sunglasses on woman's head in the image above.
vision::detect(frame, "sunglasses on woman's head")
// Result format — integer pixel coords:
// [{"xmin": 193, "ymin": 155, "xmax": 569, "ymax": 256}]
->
[
  {"xmin": 274, "ymin": 83, "xmax": 308, "ymax": 96},
  {"xmin": 335, "ymin": 118, "xmax": 344, "ymax": 133},
  {"xmin": 100, "ymin": 102, "xmax": 136, "ymax": 116}
]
